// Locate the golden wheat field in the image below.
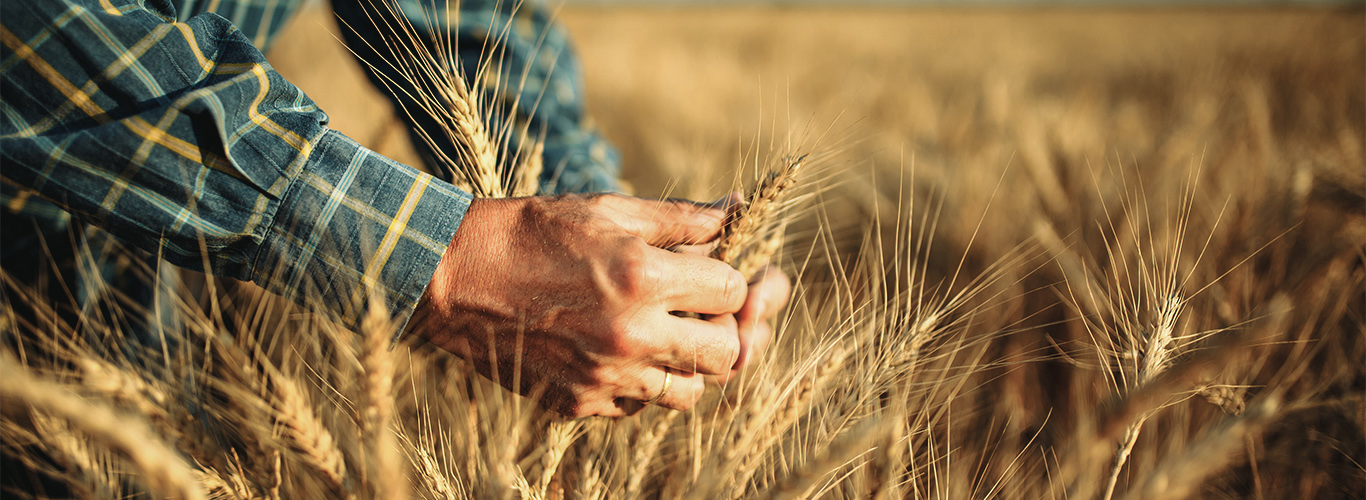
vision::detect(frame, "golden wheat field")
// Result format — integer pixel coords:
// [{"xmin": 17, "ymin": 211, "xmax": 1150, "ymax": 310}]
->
[{"xmin": 2, "ymin": 4, "xmax": 1363, "ymax": 500}]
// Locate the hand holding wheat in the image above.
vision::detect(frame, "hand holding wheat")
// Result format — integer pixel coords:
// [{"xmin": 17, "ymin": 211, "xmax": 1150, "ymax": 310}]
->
[
  {"xmin": 673, "ymin": 193, "xmax": 793, "ymax": 383},
  {"xmin": 409, "ymin": 193, "xmax": 755, "ymax": 417}
]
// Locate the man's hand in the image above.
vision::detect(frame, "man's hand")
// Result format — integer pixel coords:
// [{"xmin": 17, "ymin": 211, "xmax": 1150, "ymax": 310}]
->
[
  {"xmin": 411, "ymin": 193, "xmax": 776, "ymax": 417},
  {"xmin": 725, "ymin": 266, "xmax": 790, "ymax": 383}
]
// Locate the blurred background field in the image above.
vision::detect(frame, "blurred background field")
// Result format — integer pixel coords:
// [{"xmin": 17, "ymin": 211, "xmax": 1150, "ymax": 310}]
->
[
  {"xmin": 4, "ymin": 3, "xmax": 1360, "ymax": 500},
  {"xmin": 274, "ymin": 5, "xmax": 1364, "ymax": 199},
  {"xmin": 568, "ymin": 8, "xmax": 1366, "ymax": 498},
  {"xmin": 262, "ymin": 4, "xmax": 1366, "ymax": 497}
]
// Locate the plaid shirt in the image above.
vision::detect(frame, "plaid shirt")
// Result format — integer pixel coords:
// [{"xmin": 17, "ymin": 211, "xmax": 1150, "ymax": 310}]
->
[{"xmin": 0, "ymin": 0, "xmax": 620, "ymax": 333}]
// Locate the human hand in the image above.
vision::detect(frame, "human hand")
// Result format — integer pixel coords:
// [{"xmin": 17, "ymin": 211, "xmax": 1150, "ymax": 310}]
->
[
  {"xmin": 410, "ymin": 193, "xmax": 752, "ymax": 417},
  {"xmin": 721, "ymin": 266, "xmax": 790, "ymax": 383}
]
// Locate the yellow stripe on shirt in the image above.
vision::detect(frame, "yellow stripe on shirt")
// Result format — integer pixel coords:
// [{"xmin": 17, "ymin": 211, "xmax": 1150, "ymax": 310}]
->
[{"xmin": 0, "ymin": 26, "xmax": 108, "ymax": 122}]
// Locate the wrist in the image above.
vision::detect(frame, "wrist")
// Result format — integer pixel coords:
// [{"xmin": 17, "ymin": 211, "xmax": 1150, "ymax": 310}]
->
[{"xmin": 408, "ymin": 197, "xmax": 521, "ymax": 347}]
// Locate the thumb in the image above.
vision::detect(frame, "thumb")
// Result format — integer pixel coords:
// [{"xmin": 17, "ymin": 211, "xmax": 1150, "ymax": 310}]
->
[{"xmin": 620, "ymin": 196, "xmax": 731, "ymax": 248}]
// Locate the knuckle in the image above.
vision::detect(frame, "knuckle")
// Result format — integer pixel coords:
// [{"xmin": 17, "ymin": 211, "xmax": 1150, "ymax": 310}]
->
[
  {"xmin": 694, "ymin": 321, "xmax": 740, "ymax": 375},
  {"xmin": 719, "ymin": 334, "xmax": 741, "ymax": 371},
  {"xmin": 724, "ymin": 269, "xmax": 748, "ymax": 310},
  {"xmin": 553, "ymin": 395, "xmax": 586, "ymax": 418},
  {"xmin": 577, "ymin": 399, "xmax": 619, "ymax": 418},
  {"xmin": 613, "ymin": 242, "xmax": 657, "ymax": 297},
  {"xmin": 602, "ymin": 321, "xmax": 645, "ymax": 358},
  {"xmin": 674, "ymin": 379, "xmax": 705, "ymax": 410},
  {"xmin": 588, "ymin": 192, "xmax": 622, "ymax": 211},
  {"xmin": 561, "ymin": 381, "xmax": 614, "ymax": 418}
]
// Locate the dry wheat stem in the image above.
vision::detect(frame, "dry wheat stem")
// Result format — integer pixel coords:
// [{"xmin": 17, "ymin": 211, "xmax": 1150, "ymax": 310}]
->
[
  {"xmin": 513, "ymin": 138, "xmax": 545, "ymax": 197},
  {"xmin": 397, "ymin": 425, "xmax": 463, "ymax": 500},
  {"xmin": 23, "ymin": 414, "xmax": 120, "ymax": 499},
  {"xmin": 342, "ymin": 0, "xmax": 502, "ymax": 196},
  {"xmin": 709, "ymin": 344, "xmax": 849, "ymax": 500},
  {"xmin": 80, "ymin": 356, "xmax": 235, "ymax": 479},
  {"xmin": 0, "ymin": 356, "xmax": 206, "ymax": 500},
  {"xmin": 1100, "ymin": 293, "xmax": 1184, "ymax": 500},
  {"xmin": 196, "ymin": 460, "xmax": 268, "ymax": 500},
  {"xmin": 756, "ymin": 416, "xmax": 884, "ymax": 500},
  {"xmin": 1118, "ymin": 397, "xmax": 1281, "ymax": 500}
]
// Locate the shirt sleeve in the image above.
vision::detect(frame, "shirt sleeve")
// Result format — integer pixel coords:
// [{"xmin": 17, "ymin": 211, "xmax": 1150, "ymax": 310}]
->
[
  {"xmin": 0, "ymin": 0, "xmax": 470, "ymax": 332},
  {"xmin": 329, "ymin": 0, "xmax": 623, "ymax": 195}
]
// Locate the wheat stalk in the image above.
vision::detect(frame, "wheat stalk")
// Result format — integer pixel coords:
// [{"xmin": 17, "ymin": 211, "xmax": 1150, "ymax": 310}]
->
[
  {"xmin": 196, "ymin": 457, "xmax": 270, "ymax": 500},
  {"xmin": 698, "ymin": 344, "xmax": 848, "ymax": 500},
  {"xmin": 0, "ymin": 355, "xmax": 206, "ymax": 500},
  {"xmin": 19, "ymin": 414, "xmax": 120, "ymax": 499},
  {"xmin": 755, "ymin": 417, "xmax": 884, "ymax": 500},
  {"xmin": 512, "ymin": 137, "xmax": 545, "ymax": 198},
  {"xmin": 343, "ymin": 0, "xmax": 501, "ymax": 195},
  {"xmin": 1100, "ymin": 294, "xmax": 1183, "ymax": 500},
  {"xmin": 1118, "ymin": 397, "xmax": 1280, "ymax": 500}
]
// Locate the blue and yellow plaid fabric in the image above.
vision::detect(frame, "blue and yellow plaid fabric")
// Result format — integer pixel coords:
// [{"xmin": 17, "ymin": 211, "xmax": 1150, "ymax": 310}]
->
[{"xmin": 0, "ymin": 0, "xmax": 620, "ymax": 333}]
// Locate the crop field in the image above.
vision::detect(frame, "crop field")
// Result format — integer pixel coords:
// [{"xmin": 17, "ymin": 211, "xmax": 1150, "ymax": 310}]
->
[{"xmin": 1, "ymin": 4, "xmax": 1362, "ymax": 500}]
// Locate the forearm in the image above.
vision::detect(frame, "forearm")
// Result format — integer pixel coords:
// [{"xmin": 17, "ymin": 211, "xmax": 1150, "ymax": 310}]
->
[{"xmin": 1, "ymin": 0, "xmax": 468, "ymax": 331}]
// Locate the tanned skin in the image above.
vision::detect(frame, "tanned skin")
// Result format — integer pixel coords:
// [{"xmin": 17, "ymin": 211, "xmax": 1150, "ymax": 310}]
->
[{"xmin": 410, "ymin": 193, "xmax": 790, "ymax": 418}]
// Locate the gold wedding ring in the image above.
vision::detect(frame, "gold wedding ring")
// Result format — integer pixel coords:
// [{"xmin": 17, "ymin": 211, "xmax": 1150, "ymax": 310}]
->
[{"xmin": 644, "ymin": 370, "xmax": 672, "ymax": 406}]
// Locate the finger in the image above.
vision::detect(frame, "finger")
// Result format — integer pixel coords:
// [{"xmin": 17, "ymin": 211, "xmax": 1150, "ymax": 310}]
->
[
  {"xmin": 693, "ymin": 192, "xmax": 743, "ymax": 212},
  {"xmin": 628, "ymin": 367, "xmax": 705, "ymax": 412},
  {"xmin": 714, "ymin": 323, "xmax": 770, "ymax": 385},
  {"xmin": 583, "ymin": 400, "xmax": 628, "ymax": 418},
  {"xmin": 546, "ymin": 389, "xmax": 625, "ymax": 419},
  {"xmin": 613, "ymin": 197, "xmax": 727, "ymax": 248},
  {"xmin": 664, "ymin": 192, "xmax": 742, "ymax": 212},
  {"xmin": 721, "ymin": 268, "xmax": 790, "ymax": 380},
  {"xmin": 735, "ymin": 321, "xmax": 773, "ymax": 372},
  {"xmin": 669, "ymin": 243, "xmax": 712, "ymax": 256},
  {"xmin": 652, "ymin": 248, "xmax": 747, "ymax": 315},
  {"xmin": 653, "ymin": 313, "xmax": 741, "ymax": 375},
  {"xmin": 666, "ymin": 194, "xmax": 736, "ymax": 254},
  {"xmin": 739, "ymin": 267, "xmax": 792, "ymax": 323}
]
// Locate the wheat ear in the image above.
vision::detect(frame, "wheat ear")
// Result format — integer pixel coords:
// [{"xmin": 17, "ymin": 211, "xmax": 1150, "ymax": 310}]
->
[
  {"xmin": 360, "ymin": 303, "xmax": 405, "ymax": 500},
  {"xmin": 15, "ymin": 414, "xmax": 119, "ymax": 499},
  {"xmin": 1101, "ymin": 293, "xmax": 1183, "ymax": 500},
  {"xmin": 713, "ymin": 154, "xmax": 808, "ymax": 272},
  {"xmin": 710, "ymin": 344, "xmax": 848, "ymax": 500},
  {"xmin": 536, "ymin": 420, "xmax": 581, "ymax": 499},
  {"xmin": 79, "ymin": 357, "xmax": 234, "ymax": 478},
  {"xmin": 511, "ymin": 137, "xmax": 545, "ymax": 198},
  {"xmin": 345, "ymin": 0, "xmax": 499, "ymax": 195},
  {"xmin": 0, "ymin": 356, "xmax": 205, "ymax": 500},
  {"xmin": 196, "ymin": 456, "xmax": 269, "ymax": 500},
  {"xmin": 624, "ymin": 411, "xmax": 679, "ymax": 497},
  {"xmin": 264, "ymin": 368, "xmax": 348, "ymax": 494}
]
